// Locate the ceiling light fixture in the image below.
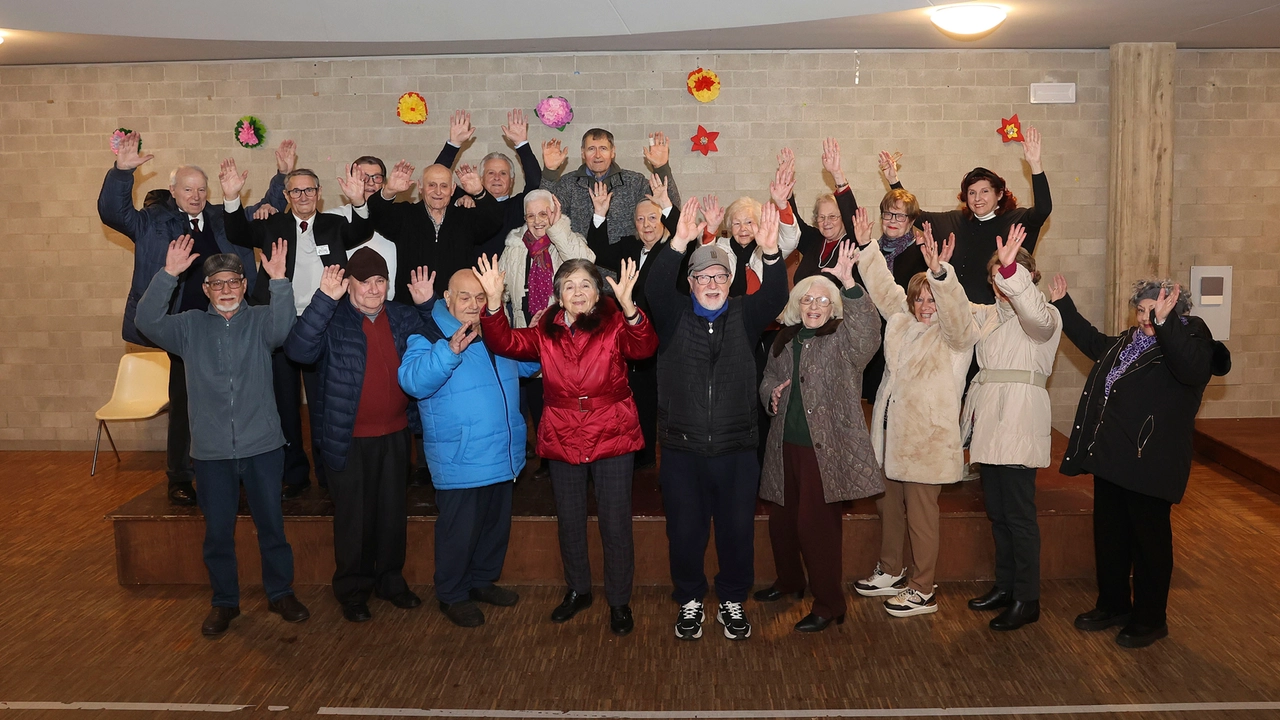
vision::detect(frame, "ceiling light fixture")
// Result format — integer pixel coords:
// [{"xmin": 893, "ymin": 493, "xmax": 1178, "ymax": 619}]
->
[{"xmin": 930, "ymin": 4, "xmax": 1007, "ymax": 36}]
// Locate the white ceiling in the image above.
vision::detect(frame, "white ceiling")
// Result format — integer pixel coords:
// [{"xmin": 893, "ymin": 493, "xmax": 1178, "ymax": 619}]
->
[{"xmin": 0, "ymin": 0, "xmax": 1277, "ymax": 65}]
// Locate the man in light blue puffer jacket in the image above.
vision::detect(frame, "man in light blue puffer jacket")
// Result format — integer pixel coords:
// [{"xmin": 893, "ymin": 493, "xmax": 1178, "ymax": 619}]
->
[{"xmin": 399, "ymin": 269, "xmax": 540, "ymax": 628}]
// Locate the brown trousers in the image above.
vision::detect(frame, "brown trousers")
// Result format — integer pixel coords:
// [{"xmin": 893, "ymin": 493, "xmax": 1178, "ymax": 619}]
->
[
  {"xmin": 766, "ymin": 443, "xmax": 846, "ymax": 619},
  {"xmin": 875, "ymin": 478, "xmax": 942, "ymax": 594}
]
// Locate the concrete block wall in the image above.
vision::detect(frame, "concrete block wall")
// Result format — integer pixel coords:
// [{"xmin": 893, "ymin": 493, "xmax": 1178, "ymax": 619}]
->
[{"xmin": 0, "ymin": 47, "xmax": 1152, "ymax": 450}]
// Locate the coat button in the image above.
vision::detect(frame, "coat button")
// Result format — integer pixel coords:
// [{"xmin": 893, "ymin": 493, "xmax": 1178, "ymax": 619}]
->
[
  {"xmin": 815, "ymin": 442, "xmax": 823, "ymax": 449},
  {"xmin": 800, "ymin": 376, "xmax": 805, "ymax": 383}
]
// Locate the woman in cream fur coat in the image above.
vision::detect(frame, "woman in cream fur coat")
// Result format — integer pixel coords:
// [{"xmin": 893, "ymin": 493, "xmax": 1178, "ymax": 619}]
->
[{"xmin": 850, "ymin": 207, "xmax": 978, "ymax": 618}]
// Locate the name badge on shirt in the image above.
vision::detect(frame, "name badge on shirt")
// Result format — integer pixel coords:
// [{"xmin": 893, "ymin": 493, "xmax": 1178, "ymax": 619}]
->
[{"xmin": 314, "ymin": 244, "xmax": 330, "ymax": 256}]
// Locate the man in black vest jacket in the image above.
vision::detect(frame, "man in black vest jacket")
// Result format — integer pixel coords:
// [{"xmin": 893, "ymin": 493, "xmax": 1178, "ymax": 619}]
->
[
  {"xmin": 645, "ymin": 197, "xmax": 788, "ymax": 642},
  {"xmin": 221, "ymin": 162, "xmax": 373, "ymax": 496}
]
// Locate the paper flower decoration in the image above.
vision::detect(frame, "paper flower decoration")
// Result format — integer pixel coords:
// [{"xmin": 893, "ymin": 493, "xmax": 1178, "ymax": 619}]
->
[
  {"xmin": 690, "ymin": 125, "xmax": 719, "ymax": 156},
  {"xmin": 686, "ymin": 68, "xmax": 721, "ymax": 103},
  {"xmin": 234, "ymin": 116, "xmax": 266, "ymax": 148},
  {"xmin": 998, "ymin": 114, "xmax": 1023, "ymax": 143},
  {"xmin": 396, "ymin": 92, "xmax": 428, "ymax": 125},
  {"xmin": 535, "ymin": 96, "xmax": 574, "ymax": 131},
  {"xmin": 110, "ymin": 128, "xmax": 139, "ymax": 155}
]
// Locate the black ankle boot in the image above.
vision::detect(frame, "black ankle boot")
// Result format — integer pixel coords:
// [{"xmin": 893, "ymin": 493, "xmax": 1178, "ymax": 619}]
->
[
  {"xmin": 967, "ymin": 586, "xmax": 1012, "ymax": 611},
  {"xmin": 990, "ymin": 599, "xmax": 1040, "ymax": 631}
]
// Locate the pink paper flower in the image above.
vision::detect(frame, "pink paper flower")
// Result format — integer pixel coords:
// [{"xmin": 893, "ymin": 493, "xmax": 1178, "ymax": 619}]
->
[
  {"xmin": 238, "ymin": 123, "xmax": 258, "ymax": 146},
  {"xmin": 535, "ymin": 96, "xmax": 574, "ymax": 131}
]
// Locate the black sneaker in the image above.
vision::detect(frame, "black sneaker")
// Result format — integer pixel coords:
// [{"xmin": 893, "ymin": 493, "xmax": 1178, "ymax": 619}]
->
[
  {"xmin": 438, "ymin": 600, "xmax": 485, "ymax": 628},
  {"xmin": 609, "ymin": 605, "xmax": 634, "ymax": 636},
  {"xmin": 716, "ymin": 601, "xmax": 752, "ymax": 640},
  {"xmin": 674, "ymin": 600, "xmax": 704, "ymax": 640}
]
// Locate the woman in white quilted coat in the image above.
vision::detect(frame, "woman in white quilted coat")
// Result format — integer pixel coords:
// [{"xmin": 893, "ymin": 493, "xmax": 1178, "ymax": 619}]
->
[
  {"xmin": 497, "ymin": 189, "xmax": 595, "ymax": 328},
  {"xmin": 849, "ymin": 207, "xmax": 978, "ymax": 618},
  {"xmin": 960, "ymin": 223, "xmax": 1061, "ymax": 632}
]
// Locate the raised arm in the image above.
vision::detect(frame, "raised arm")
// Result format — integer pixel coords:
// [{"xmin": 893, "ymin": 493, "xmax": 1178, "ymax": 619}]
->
[
  {"xmin": 644, "ymin": 196, "xmax": 704, "ymax": 339},
  {"xmin": 1151, "ymin": 286, "xmax": 1213, "ymax": 387},
  {"xmin": 547, "ymin": 211, "xmax": 595, "ymax": 262},
  {"xmin": 742, "ymin": 203, "xmax": 789, "ymax": 340},
  {"xmin": 473, "ymin": 254, "xmax": 542, "ymax": 360},
  {"xmin": 134, "ymin": 236, "xmax": 199, "ymax": 354},
  {"xmin": 506, "ymin": 111, "xmax": 543, "ymax": 194},
  {"xmin": 1049, "ymin": 275, "xmax": 1116, "ymax": 362},
  {"xmin": 398, "ymin": 334, "xmax": 466, "ymax": 400},
  {"xmin": 643, "ymin": 132, "xmax": 681, "ymax": 208},
  {"xmin": 855, "ymin": 205, "xmax": 911, "ymax": 321},
  {"xmin": 261, "ymin": 238, "xmax": 297, "ymax": 348},
  {"xmin": 283, "ymin": 266, "xmax": 346, "ymax": 364},
  {"xmin": 822, "ymin": 239, "xmax": 881, "ymax": 368},
  {"xmin": 98, "ymin": 132, "xmax": 155, "ymax": 241},
  {"xmin": 992, "ymin": 225, "xmax": 1058, "ymax": 344}
]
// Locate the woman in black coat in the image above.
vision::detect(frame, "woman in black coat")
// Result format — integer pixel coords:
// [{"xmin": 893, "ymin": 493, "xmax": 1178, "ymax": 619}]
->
[{"xmin": 1050, "ymin": 275, "xmax": 1230, "ymax": 648}]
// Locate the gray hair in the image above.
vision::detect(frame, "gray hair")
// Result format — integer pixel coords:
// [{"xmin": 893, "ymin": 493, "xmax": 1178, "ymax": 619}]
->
[
  {"xmin": 286, "ymin": 168, "xmax": 320, "ymax": 186},
  {"xmin": 1129, "ymin": 278, "xmax": 1192, "ymax": 316},
  {"xmin": 524, "ymin": 188, "xmax": 555, "ymax": 212},
  {"xmin": 169, "ymin": 165, "xmax": 207, "ymax": 187},
  {"xmin": 781, "ymin": 275, "xmax": 844, "ymax": 326},
  {"xmin": 481, "ymin": 152, "xmax": 515, "ymax": 176}
]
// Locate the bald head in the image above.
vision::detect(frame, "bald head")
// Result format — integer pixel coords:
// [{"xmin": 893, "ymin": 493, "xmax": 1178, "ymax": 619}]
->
[
  {"xmin": 421, "ymin": 164, "xmax": 456, "ymax": 212},
  {"xmin": 169, "ymin": 165, "xmax": 209, "ymax": 216},
  {"xmin": 444, "ymin": 269, "xmax": 488, "ymax": 326}
]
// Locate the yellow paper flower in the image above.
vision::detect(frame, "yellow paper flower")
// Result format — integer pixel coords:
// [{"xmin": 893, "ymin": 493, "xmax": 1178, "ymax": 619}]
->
[
  {"xmin": 686, "ymin": 68, "xmax": 721, "ymax": 103},
  {"xmin": 397, "ymin": 92, "xmax": 428, "ymax": 125}
]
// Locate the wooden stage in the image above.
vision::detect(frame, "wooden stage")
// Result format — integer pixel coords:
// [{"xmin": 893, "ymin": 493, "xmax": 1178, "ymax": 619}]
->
[
  {"xmin": 108, "ymin": 431, "xmax": 1097, "ymax": 587},
  {"xmin": 1194, "ymin": 417, "xmax": 1280, "ymax": 497}
]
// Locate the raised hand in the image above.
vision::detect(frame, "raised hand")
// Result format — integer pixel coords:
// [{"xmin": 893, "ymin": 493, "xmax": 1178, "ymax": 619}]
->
[
  {"xmin": 408, "ymin": 265, "xmax": 436, "ymax": 305},
  {"xmin": 590, "ymin": 181, "xmax": 612, "ymax": 217},
  {"xmin": 449, "ymin": 109, "xmax": 475, "ymax": 145},
  {"xmin": 454, "ymin": 195, "xmax": 476, "ymax": 209},
  {"xmin": 1153, "ymin": 284, "xmax": 1181, "ymax": 325},
  {"xmin": 275, "ymin": 139, "xmax": 297, "ymax": 174},
  {"xmin": 821, "ymin": 239, "xmax": 861, "ymax": 288},
  {"xmin": 645, "ymin": 173, "xmax": 672, "ymax": 210},
  {"xmin": 472, "ymin": 254, "xmax": 507, "ymax": 312},
  {"xmin": 643, "ymin": 131, "xmax": 671, "ymax": 168},
  {"xmin": 700, "ymin": 194, "xmax": 724, "ymax": 235},
  {"xmin": 776, "ymin": 147, "xmax": 795, "ymax": 173},
  {"xmin": 456, "ymin": 164, "xmax": 482, "ymax": 196},
  {"xmin": 995, "ymin": 223, "xmax": 1027, "ymax": 268},
  {"xmin": 770, "ymin": 157, "xmax": 796, "ymax": 210},
  {"xmin": 253, "ymin": 204, "xmax": 279, "ymax": 221},
  {"xmin": 822, "ymin": 137, "xmax": 847, "ymax": 187},
  {"xmin": 219, "ymin": 158, "xmax": 248, "ymax": 201},
  {"xmin": 320, "ymin": 265, "xmax": 348, "ymax": 300},
  {"xmin": 548, "ymin": 194, "xmax": 563, "ymax": 228},
  {"xmin": 383, "ymin": 160, "xmax": 416, "ymax": 197},
  {"xmin": 1022, "ymin": 126, "xmax": 1043, "ymax": 174},
  {"xmin": 115, "ymin": 132, "xmax": 154, "ymax": 170},
  {"xmin": 939, "ymin": 231, "xmax": 956, "ymax": 264},
  {"xmin": 448, "ymin": 322, "xmax": 480, "ymax": 355},
  {"xmin": 878, "ymin": 150, "xmax": 901, "ymax": 185},
  {"xmin": 542, "ymin": 139, "xmax": 568, "ymax": 170},
  {"xmin": 263, "ymin": 238, "xmax": 289, "ymax": 280},
  {"xmin": 770, "ymin": 379, "xmax": 791, "ymax": 415},
  {"xmin": 853, "ymin": 206, "xmax": 874, "ymax": 245},
  {"xmin": 164, "ymin": 234, "xmax": 199, "ymax": 277},
  {"xmin": 336, "ymin": 163, "xmax": 367, "ymax": 205},
  {"xmin": 921, "ymin": 222, "xmax": 942, "ymax": 274},
  {"xmin": 501, "ymin": 108, "xmax": 529, "ymax": 145},
  {"xmin": 670, "ymin": 196, "xmax": 705, "ymax": 252},
  {"xmin": 605, "ymin": 258, "xmax": 641, "ymax": 319},
  {"xmin": 757, "ymin": 202, "xmax": 780, "ymax": 255},
  {"xmin": 1048, "ymin": 273, "xmax": 1068, "ymax": 302}
]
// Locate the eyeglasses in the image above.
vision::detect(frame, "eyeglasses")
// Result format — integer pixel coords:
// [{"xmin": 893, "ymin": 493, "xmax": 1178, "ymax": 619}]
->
[
  {"xmin": 204, "ymin": 277, "xmax": 244, "ymax": 290},
  {"xmin": 816, "ymin": 214, "xmax": 842, "ymax": 224},
  {"xmin": 883, "ymin": 211, "xmax": 911, "ymax": 222},
  {"xmin": 524, "ymin": 211, "xmax": 552, "ymax": 223},
  {"xmin": 691, "ymin": 272, "xmax": 730, "ymax": 286},
  {"xmin": 362, "ymin": 173, "xmax": 384, "ymax": 183},
  {"xmin": 286, "ymin": 187, "xmax": 319, "ymax": 198},
  {"xmin": 799, "ymin": 295, "xmax": 832, "ymax": 307}
]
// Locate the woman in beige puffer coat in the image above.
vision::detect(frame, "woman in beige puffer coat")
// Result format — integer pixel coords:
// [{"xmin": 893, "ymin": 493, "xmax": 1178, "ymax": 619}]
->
[
  {"xmin": 850, "ymin": 208, "xmax": 978, "ymax": 618},
  {"xmin": 960, "ymin": 224, "xmax": 1061, "ymax": 632}
]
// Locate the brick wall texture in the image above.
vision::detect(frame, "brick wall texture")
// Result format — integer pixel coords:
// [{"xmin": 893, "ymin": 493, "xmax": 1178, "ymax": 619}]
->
[{"xmin": 0, "ymin": 49, "xmax": 1267, "ymax": 450}]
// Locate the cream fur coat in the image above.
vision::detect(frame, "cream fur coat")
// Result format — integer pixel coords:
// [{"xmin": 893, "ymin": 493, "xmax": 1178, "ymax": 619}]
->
[{"xmin": 498, "ymin": 216, "xmax": 595, "ymax": 328}]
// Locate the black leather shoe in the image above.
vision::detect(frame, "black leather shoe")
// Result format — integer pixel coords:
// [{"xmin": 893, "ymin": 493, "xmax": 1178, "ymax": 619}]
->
[
  {"xmin": 378, "ymin": 589, "xmax": 422, "ymax": 609},
  {"xmin": 169, "ymin": 483, "xmax": 198, "ymax": 506},
  {"xmin": 753, "ymin": 586, "xmax": 804, "ymax": 603},
  {"xmin": 968, "ymin": 586, "xmax": 1013, "ymax": 611},
  {"xmin": 469, "ymin": 585, "xmax": 519, "ymax": 607},
  {"xmin": 282, "ymin": 482, "xmax": 310, "ymax": 500},
  {"xmin": 201, "ymin": 606, "xmax": 239, "ymax": 637},
  {"xmin": 439, "ymin": 600, "xmax": 484, "ymax": 627},
  {"xmin": 794, "ymin": 612, "xmax": 845, "ymax": 633},
  {"xmin": 1116, "ymin": 623, "xmax": 1168, "ymax": 648},
  {"xmin": 342, "ymin": 602, "xmax": 372, "ymax": 623},
  {"xmin": 550, "ymin": 590, "xmax": 593, "ymax": 623},
  {"xmin": 268, "ymin": 594, "xmax": 310, "ymax": 623},
  {"xmin": 410, "ymin": 466, "xmax": 432, "ymax": 488},
  {"xmin": 1074, "ymin": 608, "xmax": 1132, "ymax": 632},
  {"xmin": 990, "ymin": 600, "xmax": 1040, "ymax": 631},
  {"xmin": 609, "ymin": 605, "xmax": 634, "ymax": 636},
  {"xmin": 533, "ymin": 464, "xmax": 550, "ymax": 480}
]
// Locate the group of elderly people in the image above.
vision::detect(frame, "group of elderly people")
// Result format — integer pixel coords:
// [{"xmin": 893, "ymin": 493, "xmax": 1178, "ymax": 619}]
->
[{"xmin": 99, "ymin": 112, "xmax": 1229, "ymax": 649}]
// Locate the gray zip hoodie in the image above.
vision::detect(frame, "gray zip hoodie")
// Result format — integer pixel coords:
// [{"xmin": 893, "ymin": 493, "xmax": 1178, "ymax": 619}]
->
[{"xmin": 135, "ymin": 269, "xmax": 295, "ymax": 461}]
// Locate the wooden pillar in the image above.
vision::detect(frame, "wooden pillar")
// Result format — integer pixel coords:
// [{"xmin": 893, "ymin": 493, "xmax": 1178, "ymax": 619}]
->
[{"xmin": 1106, "ymin": 42, "xmax": 1176, "ymax": 333}]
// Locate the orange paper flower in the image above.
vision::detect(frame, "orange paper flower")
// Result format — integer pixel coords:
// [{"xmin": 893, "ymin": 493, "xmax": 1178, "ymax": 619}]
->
[
  {"xmin": 690, "ymin": 125, "xmax": 719, "ymax": 156},
  {"xmin": 998, "ymin": 114, "xmax": 1023, "ymax": 143},
  {"xmin": 686, "ymin": 68, "xmax": 721, "ymax": 103},
  {"xmin": 397, "ymin": 92, "xmax": 428, "ymax": 125}
]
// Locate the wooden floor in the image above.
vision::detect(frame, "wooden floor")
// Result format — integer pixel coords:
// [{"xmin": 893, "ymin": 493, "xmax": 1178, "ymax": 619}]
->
[{"xmin": 2, "ymin": 451, "xmax": 1279, "ymax": 719}]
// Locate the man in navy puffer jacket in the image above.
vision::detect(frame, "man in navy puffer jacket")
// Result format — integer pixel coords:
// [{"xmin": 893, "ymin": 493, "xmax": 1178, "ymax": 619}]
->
[
  {"xmin": 399, "ymin": 269, "xmax": 540, "ymax": 628},
  {"xmin": 283, "ymin": 248, "xmax": 438, "ymax": 623}
]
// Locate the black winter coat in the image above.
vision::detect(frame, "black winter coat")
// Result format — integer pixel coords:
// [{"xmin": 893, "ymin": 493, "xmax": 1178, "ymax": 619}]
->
[
  {"xmin": 1054, "ymin": 294, "xmax": 1231, "ymax": 503},
  {"xmin": 282, "ymin": 291, "xmax": 440, "ymax": 471}
]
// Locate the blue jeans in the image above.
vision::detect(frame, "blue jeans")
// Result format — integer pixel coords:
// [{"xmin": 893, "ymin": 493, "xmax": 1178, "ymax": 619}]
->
[{"xmin": 193, "ymin": 448, "xmax": 295, "ymax": 607}]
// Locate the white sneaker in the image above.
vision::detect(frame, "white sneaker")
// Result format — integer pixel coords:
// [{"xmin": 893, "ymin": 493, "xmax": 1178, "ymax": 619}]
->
[
  {"xmin": 716, "ymin": 601, "xmax": 752, "ymax": 640},
  {"xmin": 884, "ymin": 587, "xmax": 939, "ymax": 617},
  {"xmin": 853, "ymin": 563, "xmax": 908, "ymax": 597},
  {"xmin": 674, "ymin": 600, "xmax": 704, "ymax": 640}
]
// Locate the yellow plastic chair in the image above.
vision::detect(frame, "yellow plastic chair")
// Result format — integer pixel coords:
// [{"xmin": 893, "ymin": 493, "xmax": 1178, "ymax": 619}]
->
[{"xmin": 92, "ymin": 352, "xmax": 171, "ymax": 476}]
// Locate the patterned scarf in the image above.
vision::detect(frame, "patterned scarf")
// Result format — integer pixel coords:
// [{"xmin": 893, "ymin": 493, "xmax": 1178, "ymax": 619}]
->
[
  {"xmin": 879, "ymin": 232, "xmax": 916, "ymax": 273},
  {"xmin": 522, "ymin": 230, "xmax": 554, "ymax": 318},
  {"xmin": 1104, "ymin": 329, "xmax": 1157, "ymax": 397}
]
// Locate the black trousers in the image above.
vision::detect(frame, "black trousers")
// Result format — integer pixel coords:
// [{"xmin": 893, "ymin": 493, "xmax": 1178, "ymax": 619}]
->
[
  {"xmin": 328, "ymin": 429, "xmax": 411, "ymax": 604},
  {"xmin": 271, "ymin": 348, "xmax": 324, "ymax": 489},
  {"xmin": 433, "ymin": 480, "xmax": 514, "ymax": 604},
  {"xmin": 520, "ymin": 376, "xmax": 544, "ymax": 448},
  {"xmin": 548, "ymin": 453, "xmax": 636, "ymax": 606},
  {"xmin": 1093, "ymin": 476, "xmax": 1174, "ymax": 627},
  {"xmin": 628, "ymin": 357, "xmax": 658, "ymax": 466},
  {"xmin": 980, "ymin": 464, "xmax": 1041, "ymax": 601},
  {"xmin": 659, "ymin": 448, "xmax": 759, "ymax": 604},
  {"xmin": 165, "ymin": 352, "xmax": 193, "ymax": 488}
]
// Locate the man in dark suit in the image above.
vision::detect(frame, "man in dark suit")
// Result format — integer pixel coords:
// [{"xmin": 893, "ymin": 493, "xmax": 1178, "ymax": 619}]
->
[{"xmin": 221, "ymin": 161, "xmax": 373, "ymax": 497}]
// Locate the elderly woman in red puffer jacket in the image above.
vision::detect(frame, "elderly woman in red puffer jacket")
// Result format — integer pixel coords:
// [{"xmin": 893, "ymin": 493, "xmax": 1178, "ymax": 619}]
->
[{"xmin": 475, "ymin": 254, "xmax": 657, "ymax": 638}]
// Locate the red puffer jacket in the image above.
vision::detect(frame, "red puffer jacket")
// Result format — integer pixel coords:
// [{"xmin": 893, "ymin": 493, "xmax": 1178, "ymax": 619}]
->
[{"xmin": 480, "ymin": 297, "xmax": 659, "ymax": 465}]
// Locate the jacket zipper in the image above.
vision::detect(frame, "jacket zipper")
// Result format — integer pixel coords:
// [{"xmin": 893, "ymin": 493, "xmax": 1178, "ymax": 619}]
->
[
  {"xmin": 487, "ymin": 349, "xmax": 516, "ymax": 480},
  {"xmin": 225, "ymin": 316, "xmax": 236, "ymax": 456},
  {"xmin": 706, "ymin": 321, "xmax": 714, "ymax": 445},
  {"xmin": 1137, "ymin": 415, "xmax": 1154, "ymax": 458}
]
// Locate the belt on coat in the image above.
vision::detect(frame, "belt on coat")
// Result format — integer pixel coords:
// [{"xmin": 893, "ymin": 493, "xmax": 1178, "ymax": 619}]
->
[
  {"xmin": 972, "ymin": 368, "xmax": 1048, "ymax": 388},
  {"xmin": 543, "ymin": 388, "xmax": 633, "ymax": 412}
]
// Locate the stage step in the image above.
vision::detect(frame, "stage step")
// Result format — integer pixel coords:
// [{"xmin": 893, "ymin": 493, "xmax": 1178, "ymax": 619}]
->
[{"xmin": 1194, "ymin": 417, "xmax": 1280, "ymax": 497}]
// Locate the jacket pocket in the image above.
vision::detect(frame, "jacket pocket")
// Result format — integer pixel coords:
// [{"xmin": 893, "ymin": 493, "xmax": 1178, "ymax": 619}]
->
[
  {"xmin": 1136, "ymin": 415, "xmax": 1154, "ymax": 459},
  {"xmin": 451, "ymin": 424, "xmax": 472, "ymax": 464}
]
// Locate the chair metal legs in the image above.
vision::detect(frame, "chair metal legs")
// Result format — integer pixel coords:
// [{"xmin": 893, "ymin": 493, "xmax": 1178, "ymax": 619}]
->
[{"xmin": 91, "ymin": 420, "xmax": 120, "ymax": 476}]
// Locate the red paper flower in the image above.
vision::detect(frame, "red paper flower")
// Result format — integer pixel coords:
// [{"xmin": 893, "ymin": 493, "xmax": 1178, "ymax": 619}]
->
[
  {"xmin": 686, "ymin": 68, "xmax": 721, "ymax": 103},
  {"xmin": 998, "ymin": 114, "xmax": 1023, "ymax": 143},
  {"xmin": 690, "ymin": 125, "xmax": 719, "ymax": 156}
]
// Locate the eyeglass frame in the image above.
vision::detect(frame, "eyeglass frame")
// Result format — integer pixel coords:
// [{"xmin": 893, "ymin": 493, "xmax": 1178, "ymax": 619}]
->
[
  {"xmin": 882, "ymin": 211, "xmax": 912, "ymax": 223},
  {"xmin": 203, "ymin": 276, "xmax": 246, "ymax": 291},
  {"xmin": 690, "ymin": 272, "xmax": 731, "ymax": 286},
  {"xmin": 799, "ymin": 294, "xmax": 832, "ymax": 307},
  {"xmin": 286, "ymin": 186, "xmax": 320, "ymax": 198}
]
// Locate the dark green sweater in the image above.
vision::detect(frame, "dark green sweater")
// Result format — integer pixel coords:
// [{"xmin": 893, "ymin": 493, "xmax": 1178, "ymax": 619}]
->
[{"xmin": 781, "ymin": 286, "xmax": 866, "ymax": 446}]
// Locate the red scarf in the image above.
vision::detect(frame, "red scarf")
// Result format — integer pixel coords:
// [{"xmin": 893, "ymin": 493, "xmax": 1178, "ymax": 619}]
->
[{"xmin": 522, "ymin": 230, "xmax": 554, "ymax": 318}]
